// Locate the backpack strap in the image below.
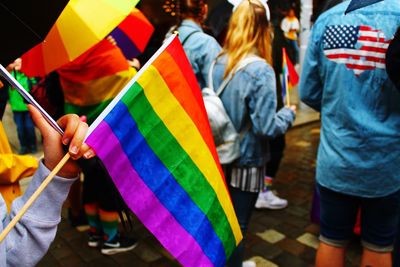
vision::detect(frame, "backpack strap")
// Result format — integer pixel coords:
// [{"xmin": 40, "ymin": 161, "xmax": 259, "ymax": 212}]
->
[
  {"xmin": 181, "ymin": 30, "xmax": 201, "ymax": 46},
  {"xmin": 208, "ymin": 55, "xmax": 265, "ymax": 139},
  {"xmin": 208, "ymin": 55, "xmax": 265, "ymax": 97}
]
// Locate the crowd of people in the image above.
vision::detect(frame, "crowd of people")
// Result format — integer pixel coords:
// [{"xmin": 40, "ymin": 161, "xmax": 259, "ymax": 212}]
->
[{"xmin": 1, "ymin": 0, "xmax": 400, "ymax": 266}]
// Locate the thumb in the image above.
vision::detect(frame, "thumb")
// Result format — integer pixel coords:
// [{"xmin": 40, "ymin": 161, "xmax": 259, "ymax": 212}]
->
[{"xmin": 28, "ymin": 105, "xmax": 55, "ymax": 138}]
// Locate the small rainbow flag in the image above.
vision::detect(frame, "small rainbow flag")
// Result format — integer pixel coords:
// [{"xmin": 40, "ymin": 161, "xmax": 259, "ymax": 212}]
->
[
  {"xmin": 85, "ymin": 35, "xmax": 242, "ymax": 266},
  {"xmin": 110, "ymin": 8, "xmax": 154, "ymax": 59},
  {"xmin": 282, "ymin": 47, "xmax": 299, "ymax": 104},
  {"xmin": 58, "ymin": 39, "xmax": 136, "ymax": 124}
]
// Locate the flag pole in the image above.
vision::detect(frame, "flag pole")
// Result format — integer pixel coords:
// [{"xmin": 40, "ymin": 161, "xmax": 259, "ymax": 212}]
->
[
  {"xmin": 0, "ymin": 153, "xmax": 71, "ymax": 243},
  {"xmin": 285, "ymin": 73, "xmax": 291, "ymax": 106},
  {"xmin": 0, "ymin": 64, "xmax": 64, "ymax": 135}
]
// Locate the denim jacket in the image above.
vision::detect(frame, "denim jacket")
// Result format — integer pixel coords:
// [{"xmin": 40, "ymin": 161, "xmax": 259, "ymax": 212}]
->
[
  {"xmin": 212, "ymin": 55, "xmax": 295, "ymax": 167},
  {"xmin": 299, "ymin": 0, "xmax": 400, "ymax": 197},
  {"xmin": 177, "ymin": 20, "xmax": 222, "ymax": 89}
]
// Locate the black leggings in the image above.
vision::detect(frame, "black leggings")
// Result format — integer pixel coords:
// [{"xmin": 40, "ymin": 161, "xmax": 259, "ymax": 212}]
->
[{"xmin": 81, "ymin": 157, "xmax": 126, "ymax": 212}]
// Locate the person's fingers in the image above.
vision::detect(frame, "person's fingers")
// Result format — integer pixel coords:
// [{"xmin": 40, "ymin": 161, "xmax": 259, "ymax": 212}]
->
[
  {"xmin": 28, "ymin": 105, "xmax": 54, "ymax": 138},
  {"xmin": 68, "ymin": 121, "xmax": 88, "ymax": 159},
  {"xmin": 77, "ymin": 144, "xmax": 96, "ymax": 159},
  {"xmin": 57, "ymin": 114, "xmax": 81, "ymax": 145}
]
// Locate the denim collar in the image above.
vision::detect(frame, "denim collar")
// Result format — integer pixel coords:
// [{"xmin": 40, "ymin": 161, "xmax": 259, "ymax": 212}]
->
[{"xmin": 181, "ymin": 19, "xmax": 203, "ymax": 32}]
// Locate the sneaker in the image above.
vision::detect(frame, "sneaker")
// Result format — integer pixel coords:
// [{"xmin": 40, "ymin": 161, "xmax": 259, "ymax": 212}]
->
[
  {"xmin": 243, "ymin": 260, "xmax": 256, "ymax": 267},
  {"xmin": 255, "ymin": 190, "xmax": 288, "ymax": 210},
  {"xmin": 101, "ymin": 235, "xmax": 138, "ymax": 255},
  {"xmin": 88, "ymin": 232, "xmax": 102, "ymax": 248}
]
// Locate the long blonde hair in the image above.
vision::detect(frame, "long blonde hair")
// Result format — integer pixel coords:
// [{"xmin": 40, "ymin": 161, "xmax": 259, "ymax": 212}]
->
[{"xmin": 222, "ymin": 0, "xmax": 272, "ymax": 78}]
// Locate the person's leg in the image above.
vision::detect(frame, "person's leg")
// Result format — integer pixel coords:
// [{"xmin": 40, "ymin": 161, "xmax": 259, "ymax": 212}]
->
[
  {"xmin": 94, "ymin": 159, "xmax": 137, "ymax": 255},
  {"xmin": 82, "ymin": 158, "xmax": 103, "ymax": 246},
  {"xmin": 359, "ymin": 189, "xmax": 400, "ymax": 267},
  {"xmin": 360, "ymin": 249, "xmax": 391, "ymax": 267},
  {"xmin": 227, "ymin": 186, "xmax": 258, "ymax": 267},
  {"xmin": 316, "ymin": 184, "xmax": 359, "ymax": 267},
  {"xmin": 67, "ymin": 178, "xmax": 87, "ymax": 227},
  {"xmin": 290, "ymin": 39, "xmax": 300, "ymax": 64},
  {"xmin": 22, "ymin": 111, "xmax": 37, "ymax": 153},
  {"xmin": 316, "ymin": 242, "xmax": 345, "ymax": 267},
  {"xmin": 256, "ymin": 135, "xmax": 287, "ymax": 209},
  {"xmin": 393, "ymin": 218, "xmax": 400, "ymax": 267},
  {"xmin": 13, "ymin": 111, "xmax": 28, "ymax": 154}
]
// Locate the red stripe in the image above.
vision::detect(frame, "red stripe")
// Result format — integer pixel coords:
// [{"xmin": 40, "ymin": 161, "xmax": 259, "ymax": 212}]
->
[
  {"xmin": 345, "ymin": 64, "xmax": 375, "ymax": 70},
  {"xmin": 358, "ymin": 35, "xmax": 387, "ymax": 43},
  {"xmin": 359, "ymin": 46, "xmax": 387, "ymax": 53},
  {"xmin": 326, "ymin": 53, "xmax": 385, "ymax": 63},
  {"xmin": 359, "ymin": 26, "xmax": 378, "ymax": 32},
  {"xmin": 118, "ymin": 9, "xmax": 154, "ymax": 52}
]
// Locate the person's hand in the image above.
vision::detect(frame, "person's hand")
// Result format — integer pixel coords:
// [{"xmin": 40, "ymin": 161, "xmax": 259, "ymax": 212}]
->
[
  {"xmin": 6, "ymin": 58, "xmax": 22, "ymax": 72},
  {"xmin": 106, "ymin": 35, "xmax": 117, "ymax": 46},
  {"xmin": 288, "ymin": 104, "xmax": 297, "ymax": 114},
  {"xmin": 128, "ymin": 58, "xmax": 141, "ymax": 70},
  {"xmin": 28, "ymin": 105, "xmax": 95, "ymax": 178}
]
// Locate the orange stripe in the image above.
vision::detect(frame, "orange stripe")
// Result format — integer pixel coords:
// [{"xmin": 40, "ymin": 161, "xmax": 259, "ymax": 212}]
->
[
  {"xmin": 58, "ymin": 40, "xmax": 130, "ymax": 82},
  {"xmin": 61, "ymin": 68, "xmax": 136, "ymax": 106}
]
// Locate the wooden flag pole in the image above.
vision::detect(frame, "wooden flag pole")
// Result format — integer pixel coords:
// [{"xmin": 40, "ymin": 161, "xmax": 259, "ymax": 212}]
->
[
  {"xmin": 0, "ymin": 153, "xmax": 71, "ymax": 243},
  {"xmin": 285, "ymin": 73, "xmax": 291, "ymax": 106}
]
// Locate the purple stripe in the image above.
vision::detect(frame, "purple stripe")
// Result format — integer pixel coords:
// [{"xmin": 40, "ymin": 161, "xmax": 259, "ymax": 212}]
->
[
  {"xmin": 110, "ymin": 27, "xmax": 141, "ymax": 59},
  {"xmin": 86, "ymin": 121, "xmax": 213, "ymax": 267}
]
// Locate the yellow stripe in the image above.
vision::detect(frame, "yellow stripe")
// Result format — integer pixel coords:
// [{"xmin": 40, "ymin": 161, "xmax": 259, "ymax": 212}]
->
[
  {"xmin": 138, "ymin": 66, "xmax": 242, "ymax": 244},
  {"xmin": 61, "ymin": 69, "xmax": 136, "ymax": 106}
]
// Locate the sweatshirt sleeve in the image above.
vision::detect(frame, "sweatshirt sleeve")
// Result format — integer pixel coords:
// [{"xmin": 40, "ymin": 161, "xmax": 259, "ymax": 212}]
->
[{"xmin": 4, "ymin": 161, "xmax": 77, "ymax": 267}]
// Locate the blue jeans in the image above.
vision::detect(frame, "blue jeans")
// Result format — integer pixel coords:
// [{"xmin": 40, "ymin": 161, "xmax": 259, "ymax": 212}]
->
[
  {"xmin": 13, "ymin": 111, "xmax": 36, "ymax": 152},
  {"xmin": 226, "ymin": 186, "xmax": 258, "ymax": 267},
  {"xmin": 318, "ymin": 184, "xmax": 400, "ymax": 252}
]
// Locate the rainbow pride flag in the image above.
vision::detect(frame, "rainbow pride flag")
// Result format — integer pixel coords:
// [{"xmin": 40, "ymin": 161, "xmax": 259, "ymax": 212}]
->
[
  {"xmin": 282, "ymin": 47, "xmax": 299, "ymax": 104},
  {"xmin": 110, "ymin": 8, "xmax": 154, "ymax": 59},
  {"xmin": 58, "ymin": 39, "xmax": 136, "ymax": 124},
  {"xmin": 85, "ymin": 35, "xmax": 242, "ymax": 266}
]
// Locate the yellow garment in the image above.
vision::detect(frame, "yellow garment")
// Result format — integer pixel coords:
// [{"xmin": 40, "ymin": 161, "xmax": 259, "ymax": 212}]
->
[{"xmin": 0, "ymin": 122, "xmax": 38, "ymax": 211}]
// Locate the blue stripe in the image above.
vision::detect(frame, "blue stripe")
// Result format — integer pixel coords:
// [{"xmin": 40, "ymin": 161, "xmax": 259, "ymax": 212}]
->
[
  {"xmin": 110, "ymin": 27, "xmax": 141, "ymax": 59},
  {"xmin": 104, "ymin": 100, "xmax": 227, "ymax": 266}
]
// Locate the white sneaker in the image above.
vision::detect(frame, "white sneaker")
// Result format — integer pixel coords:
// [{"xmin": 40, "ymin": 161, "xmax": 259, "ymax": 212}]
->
[
  {"xmin": 243, "ymin": 260, "xmax": 256, "ymax": 267},
  {"xmin": 255, "ymin": 190, "xmax": 288, "ymax": 210}
]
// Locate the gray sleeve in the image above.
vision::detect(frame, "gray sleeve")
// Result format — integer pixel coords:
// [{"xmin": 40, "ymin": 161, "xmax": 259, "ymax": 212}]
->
[{"xmin": 5, "ymin": 161, "xmax": 77, "ymax": 267}]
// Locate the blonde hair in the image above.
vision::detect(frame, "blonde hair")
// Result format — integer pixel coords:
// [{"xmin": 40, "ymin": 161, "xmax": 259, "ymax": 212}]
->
[{"xmin": 222, "ymin": 0, "xmax": 272, "ymax": 78}]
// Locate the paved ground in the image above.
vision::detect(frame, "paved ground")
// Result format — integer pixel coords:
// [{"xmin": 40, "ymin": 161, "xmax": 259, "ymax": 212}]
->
[{"xmin": 32, "ymin": 121, "xmax": 363, "ymax": 267}]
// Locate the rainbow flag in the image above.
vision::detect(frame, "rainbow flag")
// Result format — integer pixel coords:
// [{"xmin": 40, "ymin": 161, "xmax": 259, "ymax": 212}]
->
[
  {"xmin": 85, "ymin": 35, "xmax": 242, "ymax": 266},
  {"xmin": 58, "ymin": 39, "xmax": 136, "ymax": 124},
  {"xmin": 110, "ymin": 8, "xmax": 154, "ymax": 59},
  {"xmin": 282, "ymin": 47, "xmax": 299, "ymax": 103}
]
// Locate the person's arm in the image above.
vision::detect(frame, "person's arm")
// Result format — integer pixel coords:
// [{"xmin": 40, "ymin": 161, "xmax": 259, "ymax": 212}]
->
[
  {"xmin": 3, "ymin": 105, "xmax": 94, "ymax": 267},
  {"xmin": 299, "ymin": 27, "xmax": 323, "ymax": 112},
  {"xmin": 248, "ymin": 65, "xmax": 296, "ymax": 138}
]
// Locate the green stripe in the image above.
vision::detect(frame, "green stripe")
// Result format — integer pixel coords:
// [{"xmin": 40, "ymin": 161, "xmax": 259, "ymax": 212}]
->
[
  {"xmin": 64, "ymin": 100, "xmax": 113, "ymax": 124},
  {"xmin": 121, "ymin": 83, "xmax": 236, "ymax": 257}
]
